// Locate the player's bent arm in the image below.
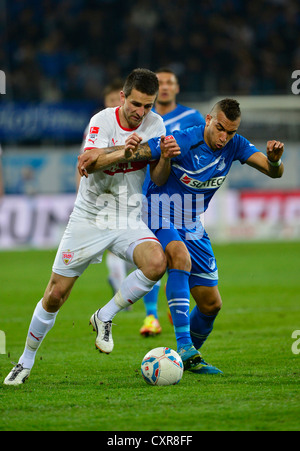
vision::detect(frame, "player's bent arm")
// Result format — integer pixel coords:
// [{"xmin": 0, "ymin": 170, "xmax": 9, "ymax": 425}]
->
[
  {"xmin": 78, "ymin": 143, "xmax": 153, "ymax": 176},
  {"xmin": 148, "ymin": 136, "xmax": 181, "ymax": 186},
  {"xmin": 150, "ymin": 158, "xmax": 171, "ymax": 186},
  {"xmin": 245, "ymin": 152, "xmax": 284, "ymax": 178},
  {"xmin": 78, "ymin": 146, "xmax": 125, "ymax": 176}
]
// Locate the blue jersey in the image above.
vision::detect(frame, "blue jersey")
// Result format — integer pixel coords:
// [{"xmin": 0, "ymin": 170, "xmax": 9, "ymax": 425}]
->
[
  {"xmin": 146, "ymin": 125, "xmax": 258, "ymax": 232},
  {"xmin": 142, "ymin": 104, "xmax": 205, "ymax": 194},
  {"xmin": 153, "ymin": 104, "xmax": 205, "ymax": 135}
]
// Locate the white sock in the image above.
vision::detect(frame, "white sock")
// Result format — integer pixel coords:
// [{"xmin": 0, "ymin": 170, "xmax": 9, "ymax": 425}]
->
[
  {"xmin": 99, "ymin": 269, "xmax": 156, "ymax": 322},
  {"xmin": 18, "ymin": 299, "xmax": 58, "ymax": 370}
]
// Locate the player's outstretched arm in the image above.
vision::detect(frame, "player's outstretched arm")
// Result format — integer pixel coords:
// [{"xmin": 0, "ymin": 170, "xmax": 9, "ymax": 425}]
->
[
  {"xmin": 245, "ymin": 140, "xmax": 284, "ymax": 178},
  {"xmin": 78, "ymin": 146, "xmax": 125, "ymax": 177}
]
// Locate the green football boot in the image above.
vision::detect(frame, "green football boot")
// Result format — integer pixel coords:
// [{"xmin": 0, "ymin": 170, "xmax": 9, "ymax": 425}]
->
[{"xmin": 178, "ymin": 344, "xmax": 223, "ymax": 374}]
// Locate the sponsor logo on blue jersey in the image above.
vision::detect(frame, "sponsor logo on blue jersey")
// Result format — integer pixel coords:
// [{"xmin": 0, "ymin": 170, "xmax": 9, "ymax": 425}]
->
[{"xmin": 179, "ymin": 174, "xmax": 227, "ymax": 189}]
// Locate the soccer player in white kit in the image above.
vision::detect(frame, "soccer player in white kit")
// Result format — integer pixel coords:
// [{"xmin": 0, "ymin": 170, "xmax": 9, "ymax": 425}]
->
[{"xmin": 4, "ymin": 69, "xmax": 181, "ymax": 386}]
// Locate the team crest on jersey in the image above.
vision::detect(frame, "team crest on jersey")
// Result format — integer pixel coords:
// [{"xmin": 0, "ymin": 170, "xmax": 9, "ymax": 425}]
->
[
  {"xmin": 62, "ymin": 251, "xmax": 74, "ymax": 265},
  {"xmin": 208, "ymin": 257, "xmax": 216, "ymax": 270},
  {"xmin": 217, "ymin": 157, "xmax": 226, "ymax": 171}
]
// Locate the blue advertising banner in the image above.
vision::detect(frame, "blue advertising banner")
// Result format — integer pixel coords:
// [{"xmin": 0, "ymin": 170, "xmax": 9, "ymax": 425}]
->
[
  {"xmin": 2, "ymin": 148, "xmax": 78, "ymax": 194},
  {"xmin": 0, "ymin": 101, "xmax": 98, "ymax": 142},
  {"xmin": 1, "ymin": 143, "xmax": 298, "ymax": 195}
]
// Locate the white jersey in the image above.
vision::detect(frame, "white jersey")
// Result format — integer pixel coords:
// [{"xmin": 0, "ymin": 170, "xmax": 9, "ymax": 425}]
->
[{"xmin": 75, "ymin": 107, "xmax": 165, "ymax": 219}]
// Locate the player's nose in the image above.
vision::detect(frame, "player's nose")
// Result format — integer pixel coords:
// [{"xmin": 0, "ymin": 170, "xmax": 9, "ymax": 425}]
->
[
  {"xmin": 136, "ymin": 106, "xmax": 145, "ymax": 117},
  {"xmin": 219, "ymin": 131, "xmax": 227, "ymax": 143}
]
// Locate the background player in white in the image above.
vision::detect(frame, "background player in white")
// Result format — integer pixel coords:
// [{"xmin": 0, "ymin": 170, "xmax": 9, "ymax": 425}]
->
[
  {"xmin": 140, "ymin": 67, "xmax": 206, "ymax": 337},
  {"xmin": 4, "ymin": 68, "xmax": 180, "ymax": 386}
]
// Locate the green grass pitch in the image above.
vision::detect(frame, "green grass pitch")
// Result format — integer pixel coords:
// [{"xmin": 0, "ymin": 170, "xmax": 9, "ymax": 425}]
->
[{"xmin": 0, "ymin": 242, "xmax": 299, "ymax": 431}]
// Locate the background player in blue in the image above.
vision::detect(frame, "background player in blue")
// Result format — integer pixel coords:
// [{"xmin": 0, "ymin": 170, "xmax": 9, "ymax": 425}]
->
[
  {"xmin": 140, "ymin": 68, "xmax": 206, "ymax": 337},
  {"xmin": 143, "ymin": 98, "xmax": 284, "ymax": 374}
]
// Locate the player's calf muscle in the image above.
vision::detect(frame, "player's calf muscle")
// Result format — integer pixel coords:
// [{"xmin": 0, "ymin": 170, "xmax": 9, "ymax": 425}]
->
[{"xmin": 192, "ymin": 286, "xmax": 222, "ymax": 315}]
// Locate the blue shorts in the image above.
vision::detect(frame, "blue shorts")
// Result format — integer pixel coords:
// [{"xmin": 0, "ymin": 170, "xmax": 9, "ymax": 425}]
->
[{"xmin": 154, "ymin": 222, "xmax": 218, "ymax": 288}]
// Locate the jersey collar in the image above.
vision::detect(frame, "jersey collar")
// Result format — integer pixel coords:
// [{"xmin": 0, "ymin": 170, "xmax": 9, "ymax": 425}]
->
[{"xmin": 115, "ymin": 106, "xmax": 140, "ymax": 131}]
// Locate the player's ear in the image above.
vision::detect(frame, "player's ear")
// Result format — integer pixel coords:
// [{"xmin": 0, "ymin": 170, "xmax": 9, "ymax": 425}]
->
[
  {"xmin": 205, "ymin": 114, "xmax": 212, "ymax": 126},
  {"xmin": 120, "ymin": 91, "xmax": 126, "ymax": 105}
]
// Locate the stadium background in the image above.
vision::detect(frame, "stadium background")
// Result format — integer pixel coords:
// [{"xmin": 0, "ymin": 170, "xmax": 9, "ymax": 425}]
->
[
  {"xmin": 1, "ymin": 0, "xmax": 300, "ymax": 433},
  {"xmin": 0, "ymin": 0, "xmax": 299, "ymax": 248}
]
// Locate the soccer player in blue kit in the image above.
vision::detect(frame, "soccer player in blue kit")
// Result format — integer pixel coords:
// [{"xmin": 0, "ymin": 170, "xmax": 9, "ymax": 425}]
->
[
  {"xmin": 145, "ymin": 98, "xmax": 284, "ymax": 373},
  {"xmin": 132, "ymin": 98, "xmax": 284, "ymax": 374},
  {"xmin": 140, "ymin": 68, "xmax": 206, "ymax": 336}
]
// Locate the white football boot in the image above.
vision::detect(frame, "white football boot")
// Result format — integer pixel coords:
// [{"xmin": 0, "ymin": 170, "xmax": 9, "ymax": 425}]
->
[
  {"xmin": 4, "ymin": 363, "xmax": 31, "ymax": 386},
  {"xmin": 89, "ymin": 309, "xmax": 114, "ymax": 354}
]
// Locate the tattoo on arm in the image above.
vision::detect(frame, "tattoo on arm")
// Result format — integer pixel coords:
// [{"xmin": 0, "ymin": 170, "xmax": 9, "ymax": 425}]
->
[
  {"xmin": 127, "ymin": 143, "xmax": 152, "ymax": 161},
  {"xmin": 102, "ymin": 142, "xmax": 152, "ymax": 161}
]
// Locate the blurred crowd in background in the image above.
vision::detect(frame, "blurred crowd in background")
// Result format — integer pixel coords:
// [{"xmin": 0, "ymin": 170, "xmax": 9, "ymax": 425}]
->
[
  {"xmin": 1, "ymin": 0, "xmax": 299, "ymax": 102},
  {"xmin": 0, "ymin": 0, "xmax": 299, "ymax": 245}
]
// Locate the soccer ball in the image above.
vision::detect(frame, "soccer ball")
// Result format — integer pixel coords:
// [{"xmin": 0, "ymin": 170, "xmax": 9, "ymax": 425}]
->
[{"xmin": 141, "ymin": 347, "xmax": 183, "ymax": 386}]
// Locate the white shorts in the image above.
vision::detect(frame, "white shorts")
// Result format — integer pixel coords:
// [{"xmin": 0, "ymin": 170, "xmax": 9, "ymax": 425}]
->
[{"xmin": 52, "ymin": 208, "xmax": 160, "ymax": 278}]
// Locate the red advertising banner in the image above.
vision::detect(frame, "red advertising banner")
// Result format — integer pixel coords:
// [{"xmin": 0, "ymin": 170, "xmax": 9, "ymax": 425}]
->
[
  {"xmin": 0, "ymin": 191, "xmax": 299, "ymax": 248},
  {"xmin": 240, "ymin": 190, "xmax": 300, "ymax": 224}
]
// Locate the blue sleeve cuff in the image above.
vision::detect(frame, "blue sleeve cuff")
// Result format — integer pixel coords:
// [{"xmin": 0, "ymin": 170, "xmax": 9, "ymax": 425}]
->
[{"xmin": 148, "ymin": 137, "xmax": 161, "ymax": 160}]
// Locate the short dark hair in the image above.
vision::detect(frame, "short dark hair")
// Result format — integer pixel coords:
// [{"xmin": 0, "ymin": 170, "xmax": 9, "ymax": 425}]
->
[
  {"xmin": 123, "ymin": 68, "xmax": 159, "ymax": 97},
  {"xmin": 155, "ymin": 67, "xmax": 179, "ymax": 83},
  {"xmin": 211, "ymin": 98, "xmax": 241, "ymax": 121}
]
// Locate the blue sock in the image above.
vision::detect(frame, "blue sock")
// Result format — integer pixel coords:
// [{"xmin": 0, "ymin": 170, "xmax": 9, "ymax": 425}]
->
[
  {"xmin": 190, "ymin": 306, "xmax": 217, "ymax": 349},
  {"xmin": 166, "ymin": 269, "xmax": 191, "ymax": 349},
  {"xmin": 143, "ymin": 281, "xmax": 160, "ymax": 318}
]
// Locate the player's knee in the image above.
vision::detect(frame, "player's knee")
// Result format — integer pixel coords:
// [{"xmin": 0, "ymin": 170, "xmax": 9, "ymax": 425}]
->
[
  {"xmin": 151, "ymin": 251, "xmax": 167, "ymax": 279},
  {"xmin": 202, "ymin": 295, "xmax": 222, "ymax": 316},
  {"xmin": 133, "ymin": 241, "xmax": 167, "ymax": 280},
  {"xmin": 166, "ymin": 248, "xmax": 191, "ymax": 272},
  {"xmin": 45, "ymin": 287, "xmax": 64, "ymax": 311},
  {"xmin": 145, "ymin": 248, "xmax": 167, "ymax": 280},
  {"xmin": 177, "ymin": 252, "xmax": 192, "ymax": 272},
  {"xmin": 43, "ymin": 282, "xmax": 69, "ymax": 312}
]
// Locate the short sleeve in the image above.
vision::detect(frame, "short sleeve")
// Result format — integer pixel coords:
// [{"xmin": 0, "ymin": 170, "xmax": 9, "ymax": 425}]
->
[
  {"xmin": 83, "ymin": 111, "xmax": 111, "ymax": 151},
  {"xmin": 234, "ymin": 135, "xmax": 260, "ymax": 164},
  {"xmin": 148, "ymin": 126, "xmax": 201, "ymax": 160}
]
